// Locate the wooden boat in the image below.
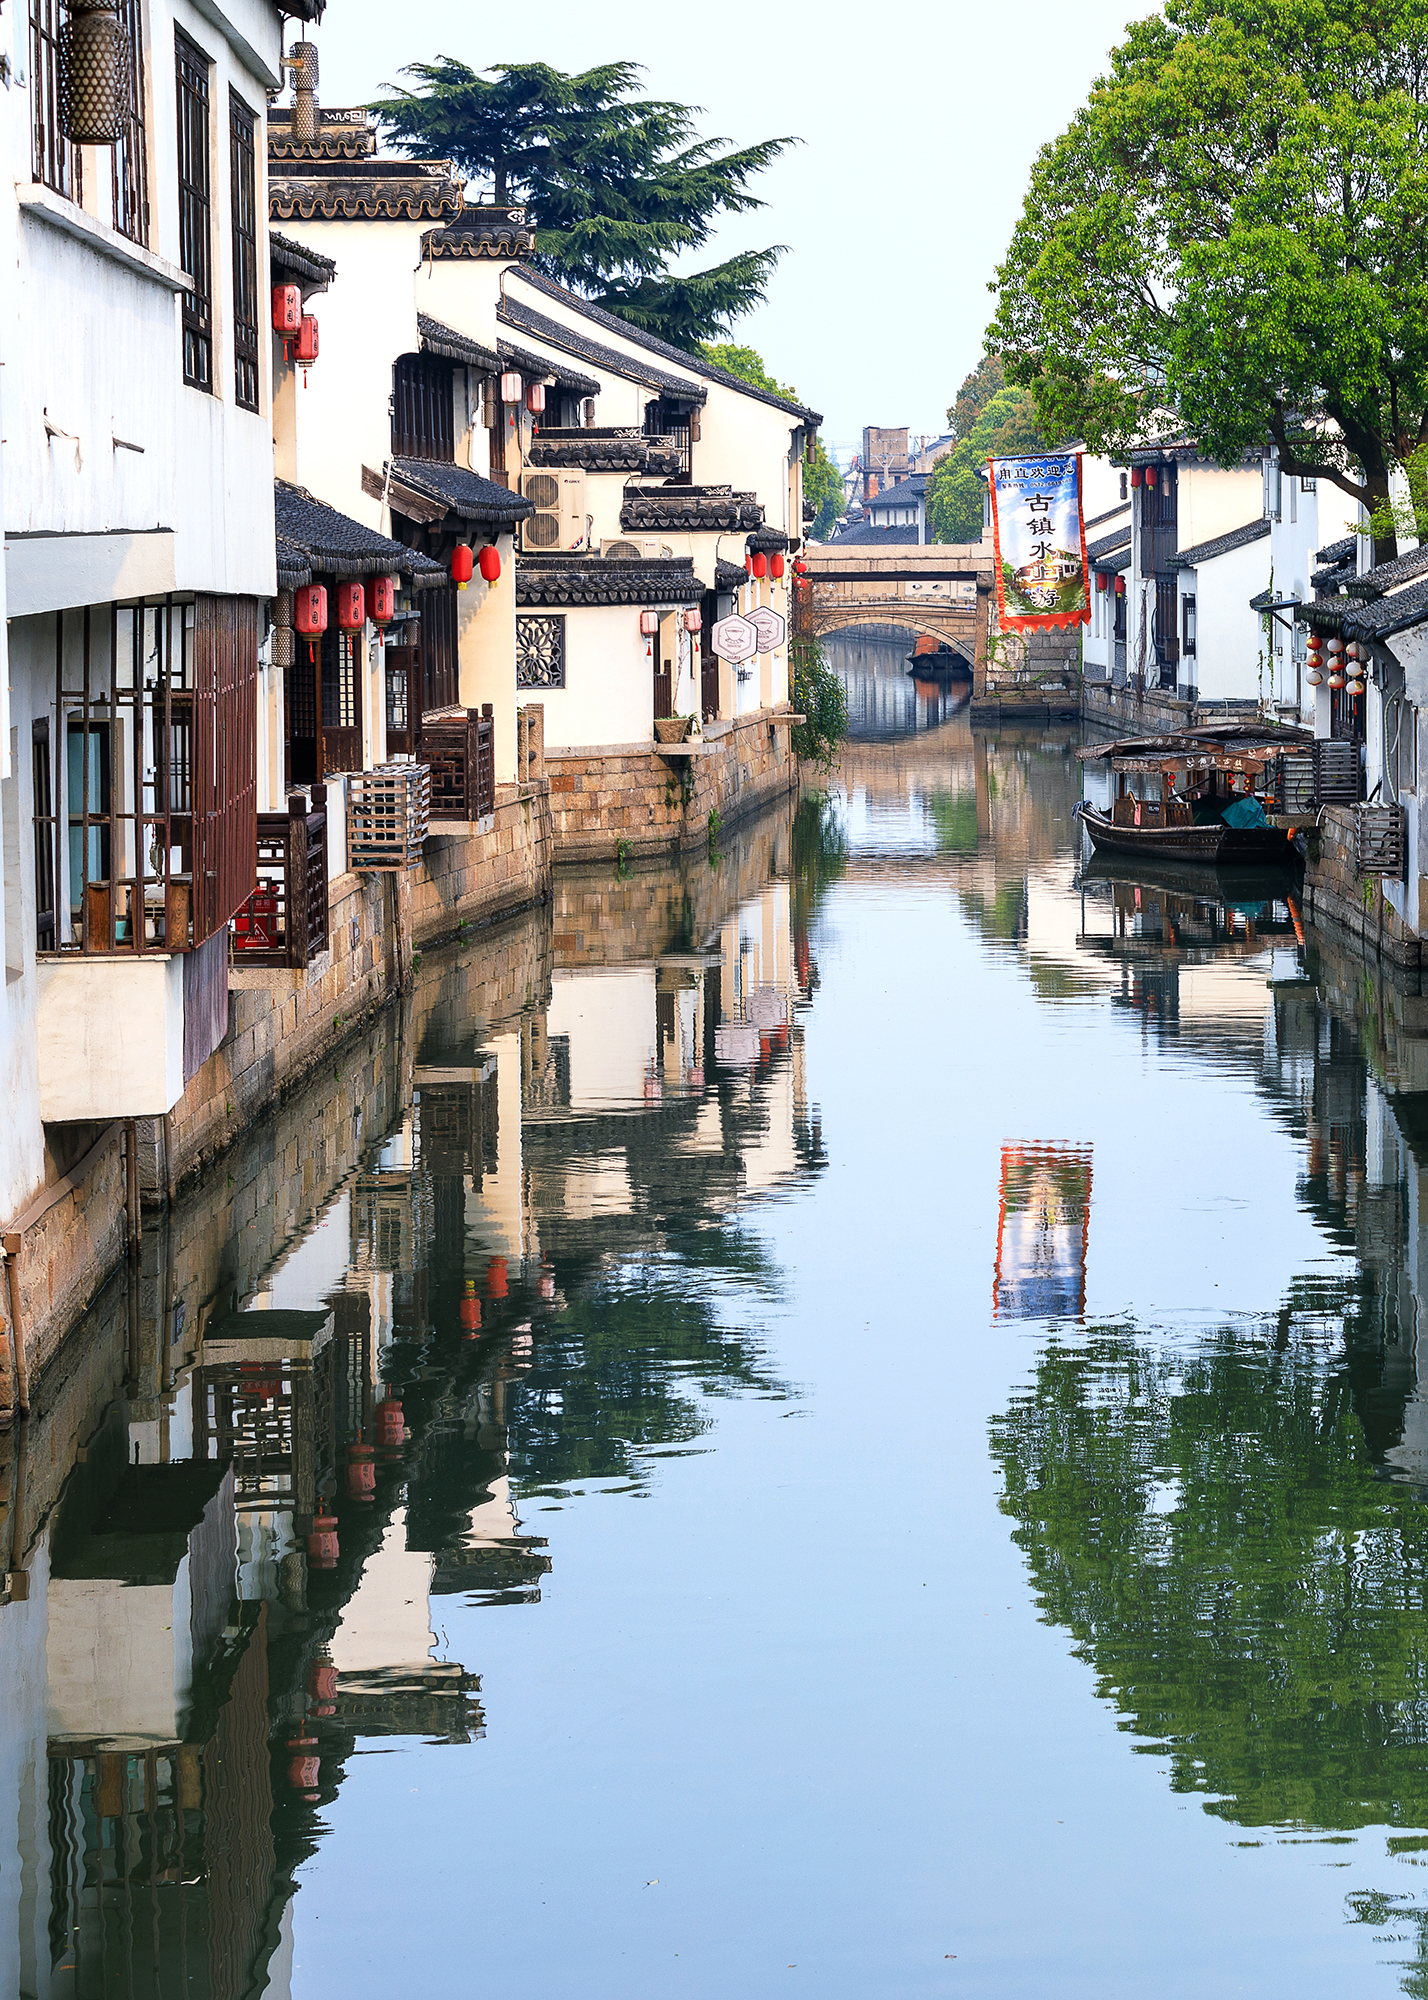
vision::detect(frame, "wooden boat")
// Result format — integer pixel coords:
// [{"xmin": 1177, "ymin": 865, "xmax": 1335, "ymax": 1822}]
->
[{"xmin": 1077, "ymin": 800, "xmax": 1302, "ymax": 866}]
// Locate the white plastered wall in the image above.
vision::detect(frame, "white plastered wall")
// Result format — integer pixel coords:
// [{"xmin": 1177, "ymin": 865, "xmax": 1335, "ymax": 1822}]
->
[{"xmin": 538, "ymin": 606, "xmax": 657, "ymax": 749}]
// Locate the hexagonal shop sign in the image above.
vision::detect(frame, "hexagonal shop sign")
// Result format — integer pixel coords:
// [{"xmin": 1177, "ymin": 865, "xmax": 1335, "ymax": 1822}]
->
[
  {"xmin": 711, "ymin": 613, "xmax": 758, "ymax": 664},
  {"xmin": 748, "ymin": 607, "xmax": 787, "ymax": 654}
]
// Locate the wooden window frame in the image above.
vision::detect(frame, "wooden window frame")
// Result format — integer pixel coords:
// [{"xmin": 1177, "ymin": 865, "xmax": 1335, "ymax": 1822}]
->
[
  {"xmin": 392, "ymin": 353, "xmax": 455, "ymax": 462},
  {"xmin": 29, "ymin": 0, "xmax": 81, "ymax": 200},
  {"xmin": 175, "ymin": 30, "xmax": 213, "ymax": 393},
  {"xmin": 229, "ymin": 89, "xmax": 259, "ymax": 411},
  {"xmin": 110, "ymin": 0, "xmax": 148, "ymax": 243},
  {"xmin": 1181, "ymin": 593, "xmax": 1197, "ymax": 658}
]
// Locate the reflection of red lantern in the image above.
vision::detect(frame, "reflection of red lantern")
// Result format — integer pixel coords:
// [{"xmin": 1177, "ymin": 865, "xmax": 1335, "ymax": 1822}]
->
[
  {"xmin": 306, "ymin": 1512, "xmax": 339, "ymax": 1567},
  {"xmin": 460, "ymin": 1283, "xmax": 481, "ymax": 1336},
  {"xmin": 451, "ymin": 544, "xmax": 474, "ymax": 589},
  {"xmin": 487, "ymin": 1256, "xmax": 508, "ymax": 1299},
  {"xmin": 479, "ymin": 544, "xmax": 501, "ymax": 583},
  {"xmin": 272, "ymin": 283, "xmax": 301, "ymax": 333},
  {"xmin": 750, "ymin": 552, "xmax": 768, "ymax": 579},
  {"xmin": 336, "ymin": 580, "xmax": 365, "ymax": 631},
  {"xmin": 770, "ymin": 552, "xmax": 785, "ymax": 579},
  {"xmin": 286, "ymin": 1735, "xmax": 320, "ymax": 1795},
  {"xmin": 294, "ymin": 584, "xmax": 327, "ymax": 636},
  {"xmin": 375, "ymin": 1397, "xmax": 405, "ymax": 1447},
  {"xmin": 346, "ymin": 1445, "xmax": 376, "ymax": 1500},
  {"xmin": 366, "ymin": 576, "xmax": 395, "ymax": 625},
  {"xmin": 307, "ymin": 1657, "xmax": 338, "ymax": 1710},
  {"xmin": 539, "ymin": 1267, "xmax": 556, "ymax": 1302}
]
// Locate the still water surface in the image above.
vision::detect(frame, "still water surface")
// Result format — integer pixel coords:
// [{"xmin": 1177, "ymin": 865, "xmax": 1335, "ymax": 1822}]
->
[{"xmin": 10, "ymin": 631, "xmax": 1428, "ymax": 1995}]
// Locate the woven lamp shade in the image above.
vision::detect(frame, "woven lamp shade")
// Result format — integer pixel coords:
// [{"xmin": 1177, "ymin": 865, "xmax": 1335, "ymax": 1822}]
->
[{"xmin": 59, "ymin": 1, "xmax": 132, "ymax": 145}]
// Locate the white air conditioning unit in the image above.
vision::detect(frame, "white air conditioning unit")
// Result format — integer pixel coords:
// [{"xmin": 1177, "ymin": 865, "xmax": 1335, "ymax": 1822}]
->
[
  {"xmin": 520, "ymin": 470, "xmax": 587, "ymax": 552},
  {"xmin": 601, "ymin": 537, "xmax": 673, "ymax": 560}
]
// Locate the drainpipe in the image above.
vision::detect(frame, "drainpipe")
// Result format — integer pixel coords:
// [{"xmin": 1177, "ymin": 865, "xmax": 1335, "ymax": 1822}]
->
[{"xmin": 1, "ymin": 1236, "xmax": 30, "ymax": 1418}]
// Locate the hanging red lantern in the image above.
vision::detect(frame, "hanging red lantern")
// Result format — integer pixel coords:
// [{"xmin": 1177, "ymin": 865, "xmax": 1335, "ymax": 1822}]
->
[
  {"xmin": 295, "ymin": 315, "xmax": 319, "ymax": 364},
  {"xmin": 640, "ymin": 609, "xmax": 660, "ymax": 638},
  {"xmin": 1095, "ymin": 572, "xmax": 1109, "ymax": 593},
  {"xmin": 460, "ymin": 1282, "xmax": 481, "ymax": 1336},
  {"xmin": 1129, "ymin": 466, "xmax": 1143, "ymax": 488},
  {"xmin": 770, "ymin": 552, "xmax": 786, "ymax": 579},
  {"xmin": 499, "ymin": 369, "xmax": 522, "ymax": 404},
  {"xmin": 1114, "ymin": 575, "xmax": 1126, "ymax": 596},
  {"xmin": 750, "ymin": 551, "xmax": 768, "ymax": 579},
  {"xmin": 478, "ymin": 544, "xmax": 501, "ymax": 583},
  {"xmin": 365, "ymin": 576, "xmax": 395, "ymax": 625},
  {"xmin": 451, "ymin": 544, "xmax": 475, "ymax": 589},
  {"xmin": 306, "ymin": 1511, "xmax": 339, "ymax": 1567},
  {"xmin": 487, "ymin": 1256, "xmax": 508, "ymax": 1299},
  {"xmin": 293, "ymin": 584, "xmax": 328, "ymax": 637},
  {"xmin": 336, "ymin": 580, "xmax": 365, "ymax": 631},
  {"xmin": 526, "ymin": 383, "xmax": 546, "ymax": 414},
  {"xmin": 745, "ymin": 556, "xmax": 753, "ymax": 576},
  {"xmin": 682, "ymin": 606, "xmax": 702, "ymax": 633},
  {"xmin": 793, "ymin": 558, "xmax": 808, "ymax": 576},
  {"xmin": 272, "ymin": 283, "xmax": 302, "ymax": 333},
  {"xmin": 1144, "ymin": 464, "xmax": 1158, "ymax": 487}
]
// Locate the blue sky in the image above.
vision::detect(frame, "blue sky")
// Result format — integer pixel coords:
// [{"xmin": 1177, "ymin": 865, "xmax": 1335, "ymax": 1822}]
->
[{"xmin": 312, "ymin": 0, "xmax": 1154, "ymax": 457}]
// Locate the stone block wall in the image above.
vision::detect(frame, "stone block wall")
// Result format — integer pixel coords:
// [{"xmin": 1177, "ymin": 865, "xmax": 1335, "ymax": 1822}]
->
[
  {"xmin": 546, "ymin": 709, "xmax": 797, "ymax": 862},
  {"xmin": 410, "ymin": 780, "xmax": 552, "ymax": 947},
  {"xmin": 1302, "ymin": 806, "xmax": 1422, "ymax": 971},
  {"xmin": 0, "ymin": 1126, "xmax": 128, "ymax": 1396}
]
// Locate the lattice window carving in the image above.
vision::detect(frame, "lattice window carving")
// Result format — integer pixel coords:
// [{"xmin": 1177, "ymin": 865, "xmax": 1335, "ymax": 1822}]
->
[{"xmin": 516, "ymin": 615, "xmax": 566, "ymax": 689}]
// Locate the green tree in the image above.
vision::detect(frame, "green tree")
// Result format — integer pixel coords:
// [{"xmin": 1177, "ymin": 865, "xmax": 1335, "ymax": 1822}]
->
[
  {"xmin": 372, "ymin": 59, "xmax": 793, "ymax": 349},
  {"xmin": 947, "ymin": 352, "xmax": 1009, "ymax": 439},
  {"xmin": 988, "ymin": 0, "xmax": 1428, "ymax": 561},
  {"xmin": 790, "ymin": 639, "xmax": 849, "ymax": 771},
  {"xmin": 927, "ymin": 376, "xmax": 1044, "ymax": 543},
  {"xmin": 701, "ymin": 342, "xmax": 845, "ymax": 537}
]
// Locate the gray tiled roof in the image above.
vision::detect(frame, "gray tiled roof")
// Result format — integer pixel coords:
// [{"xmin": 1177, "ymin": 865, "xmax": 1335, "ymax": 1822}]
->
[
  {"xmin": 1088, "ymin": 525, "xmax": 1131, "ymax": 563},
  {"xmin": 274, "ymin": 481, "xmax": 448, "ymax": 587},
  {"xmin": 1302, "ymin": 577, "xmax": 1428, "ymax": 643},
  {"xmin": 507, "ymin": 270, "xmax": 822, "ymax": 424},
  {"xmin": 868, "ymin": 473, "xmax": 927, "ymax": 515},
  {"xmin": 388, "ymin": 458, "xmax": 534, "ymax": 527},
  {"xmin": 1169, "ymin": 517, "xmax": 1270, "ymax": 569},
  {"xmin": 747, "ymin": 526, "xmax": 792, "ymax": 554},
  {"xmin": 516, "ymin": 554, "xmax": 704, "ymax": 609},
  {"xmin": 496, "ymin": 335, "xmax": 601, "ymax": 399},
  {"xmin": 418, "ymin": 313, "xmax": 500, "ymax": 374},
  {"xmin": 1316, "ymin": 534, "xmax": 1357, "ymax": 566},
  {"xmin": 1085, "ymin": 502, "xmax": 1131, "ymax": 532},
  {"xmin": 827, "ymin": 520, "xmax": 923, "ymax": 546},
  {"xmin": 621, "ymin": 484, "xmax": 763, "ymax": 533},
  {"xmin": 1345, "ymin": 542, "xmax": 1428, "ymax": 599},
  {"xmin": 269, "ymin": 229, "xmax": 335, "ymax": 291}
]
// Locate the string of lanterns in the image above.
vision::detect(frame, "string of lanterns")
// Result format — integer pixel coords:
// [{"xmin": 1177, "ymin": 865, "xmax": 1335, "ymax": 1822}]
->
[{"xmin": 1305, "ymin": 631, "xmax": 1366, "ymax": 698}]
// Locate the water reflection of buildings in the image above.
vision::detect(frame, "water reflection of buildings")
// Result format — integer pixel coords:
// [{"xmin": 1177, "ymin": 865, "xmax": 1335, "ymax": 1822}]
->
[
  {"xmin": 826, "ymin": 629, "xmax": 971, "ymax": 741},
  {"xmin": 0, "ymin": 796, "xmax": 823, "ymax": 1999}
]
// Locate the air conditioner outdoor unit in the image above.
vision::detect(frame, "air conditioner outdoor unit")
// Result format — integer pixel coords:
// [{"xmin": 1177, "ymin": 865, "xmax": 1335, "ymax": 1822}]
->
[
  {"xmin": 520, "ymin": 470, "xmax": 587, "ymax": 552},
  {"xmin": 601, "ymin": 537, "xmax": 672, "ymax": 560}
]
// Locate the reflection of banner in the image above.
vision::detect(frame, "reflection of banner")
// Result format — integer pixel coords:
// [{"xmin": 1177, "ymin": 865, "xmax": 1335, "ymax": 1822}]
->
[
  {"xmin": 993, "ymin": 1142, "xmax": 1093, "ymax": 1320},
  {"xmin": 988, "ymin": 453, "xmax": 1089, "ymax": 631}
]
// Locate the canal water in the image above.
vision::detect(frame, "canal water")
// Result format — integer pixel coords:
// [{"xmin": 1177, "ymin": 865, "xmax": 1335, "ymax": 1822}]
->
[{"xmin": 9, "ymin": 627, "xmax": 1428, "ymax": 1995}]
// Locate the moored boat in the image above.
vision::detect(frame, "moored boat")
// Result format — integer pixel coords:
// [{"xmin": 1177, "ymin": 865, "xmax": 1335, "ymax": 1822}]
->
[
  {"xmin": 1076, "ymin": 800, "xmax": 1300, "ymax": 865},
  {"xmin": 1076, "ymin": 720, "xmax": 1313, "ymax": 868}
]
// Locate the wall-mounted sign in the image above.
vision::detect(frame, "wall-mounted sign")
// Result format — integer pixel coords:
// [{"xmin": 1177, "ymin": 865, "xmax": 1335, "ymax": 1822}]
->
[
  {"xmin": 748, "ymin": 607, "xmax": 787, "ymax": 653},
  {"xmin": 712, "ymin": 614, "xmax": 758, "ymax": 663}
]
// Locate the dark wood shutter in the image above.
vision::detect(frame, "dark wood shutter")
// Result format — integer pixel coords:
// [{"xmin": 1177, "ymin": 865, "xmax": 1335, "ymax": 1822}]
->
[
  {"xmin": 420, "ymin": 586, "xmax": 459, "ymax": 712},
  {"xmin": 175, "ymin": 31, "xmax": 213, "ymax": 391},
  {"xmin": 385, "ymin": 644, "xmax": 423, "ymax": 755},
  {"xmin": 229, "ymin": 91, "xmax": 259, "ymax": 410},
  {"xmin": 110, "ymin": 0, "xmax": 148, "ymax": 242},
  {"xmin": 319, "ymin": 625, "xmax": 363, "ymax": 776},
  {"xmin": 392, "ymin": 354, "xmax": 454, "ymax": 462},
  {"xmin": 191, "ymin": 596, "xmax": 257, "ymax": 943}
]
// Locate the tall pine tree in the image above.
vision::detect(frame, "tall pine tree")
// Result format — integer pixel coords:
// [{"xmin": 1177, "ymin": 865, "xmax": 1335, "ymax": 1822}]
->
[{"xmin": 372, "ymin": 60, "xmax": 792, "ymax": 350}]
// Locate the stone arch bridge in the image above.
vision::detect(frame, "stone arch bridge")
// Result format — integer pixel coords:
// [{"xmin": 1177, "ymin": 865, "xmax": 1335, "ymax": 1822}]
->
[{"xmin": 798, "ymin": 541, "xmax": 994, "ymax": 685}]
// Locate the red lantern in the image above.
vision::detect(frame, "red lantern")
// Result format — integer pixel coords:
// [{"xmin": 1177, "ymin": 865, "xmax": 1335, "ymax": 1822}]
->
[
  {"xmin": 336, "ymin": 580, "xmax": 365, "ymax": 631},
  {"xmin": 770, "ymin": 552, "xmax": 786, "ymax": 579},
  {"xmin": 478, "ymin": 544, "xmax": 501, "ymax": 583},
  {"xmin": 1129, "ymin": 466, "xmax": 1143, "ymax": 488},
  {"xmin": 500, "ymin": 369, "xmax": 522, "ymax": 404},
  {"xmin": 451, "ymin": 544, "xmax": 475, "ymax": 588},
  {"xmin": 1144, "ymin": 463, "xmax": 1158, "ymax": 487},
  {"xmin": 1095, "ymin": 571, "xmax": 1109, "ymax": 593},
  {"xmin": 526, "ymin": 383, "xmax": 546, "ymax": 414},
  {"xmin": 295, "ymin": 315, "xmax": 319, "ymax": 364},
  {"xmin": 640, "ymin": 609, "xmax": 660, "ymax": 638},
  {"xmin": 793, "ymin": 558, "xmax": 808, "ymax": 576},
  {"xmin": 294, "ymin": 584, "xmax": 327, "ymax": 637},
  {"xmin": 365, "ymin": 576, "xmax": 395, "ymax": 625},
  {"xmin": 1114, "ymin": 575, "xmax": 1126, "ymax": 597},
  {"xmin": 460, "ymin": 1282, "xmax": 481, "ymax": 1336},
  {"xmin": 750, "ymin": 552, "xmax": 768, "ymax": 579},
  {"xmin": 272, "ymin": 284, "xmax": 301, "ymax": 333},
  {"xmin": 683, "ymin": 606, "xmax": 702, "ymax": 633},
  {"xmin": 487, "ymin": 1256, "xmax": 508, "ymax": 1300},
  {"xmin": 745, "ymin": 556, "xmax": 753, "ymax": 576}
]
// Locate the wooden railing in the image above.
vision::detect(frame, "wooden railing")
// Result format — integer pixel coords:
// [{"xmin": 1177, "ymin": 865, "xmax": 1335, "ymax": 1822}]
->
[
  {"xmin": 231, "ymin": 788, "xmax": 330, "ymax": 968},
  {"xmin": 420, "ymin": 704, "xmax": 494, "ymax": 822}
]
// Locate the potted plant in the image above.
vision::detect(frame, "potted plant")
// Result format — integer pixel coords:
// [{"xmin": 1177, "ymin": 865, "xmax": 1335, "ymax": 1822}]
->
[{"xmin": 655, "ymin": 712, "xmax": 694, "ymax": 745}]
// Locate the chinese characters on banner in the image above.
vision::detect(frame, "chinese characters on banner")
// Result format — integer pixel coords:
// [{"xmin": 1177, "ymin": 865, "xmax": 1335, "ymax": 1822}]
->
[
  {"xmin": 988, "ymin": 452, "xmax": 1090, "ymax": 631},
  {"xmin": 992, "ymin": 1142, "xmax": 1093, "ymax": 1320}
]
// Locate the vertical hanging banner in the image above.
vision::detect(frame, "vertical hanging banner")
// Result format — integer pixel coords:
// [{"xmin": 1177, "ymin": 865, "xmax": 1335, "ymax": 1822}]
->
[{"xmin": 988, "ymin": 452, "xmax": 1090, "ymax": 631}]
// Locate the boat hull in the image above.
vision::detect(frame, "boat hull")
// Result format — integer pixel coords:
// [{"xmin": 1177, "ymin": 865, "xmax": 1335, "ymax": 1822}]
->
[{"xmin": 1077, "ymin": 803, "xmax": 1300, "ymax": 867}]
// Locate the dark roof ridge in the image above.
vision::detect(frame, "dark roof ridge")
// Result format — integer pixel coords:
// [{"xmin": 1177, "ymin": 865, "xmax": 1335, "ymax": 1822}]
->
[{"xmin": 1169, "ymin": 517, "xmax": 1270, "ymax": 568}]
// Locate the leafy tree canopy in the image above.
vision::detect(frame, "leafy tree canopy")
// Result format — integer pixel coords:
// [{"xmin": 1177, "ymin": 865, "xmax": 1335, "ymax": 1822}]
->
[
  {"xmin": 372, "ymin": 59, "xmax": 793, "ymax": 349},
  {"xmin": 928, "ymin": 369, "xmax": 1044, "ymax": 543},
  {"xmin": 988, "ymin": 0, "xmax": 1428, "ymax": 559},
  {"xmin": 700, "ymin": 342, "xmax": 844, "ymax": 538}
]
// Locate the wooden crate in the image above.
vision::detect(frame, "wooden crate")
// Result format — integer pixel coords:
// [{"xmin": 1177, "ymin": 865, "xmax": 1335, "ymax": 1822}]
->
[{"xmin": 347, "ymin": 764, "xmax": 430, "ymax": 872}]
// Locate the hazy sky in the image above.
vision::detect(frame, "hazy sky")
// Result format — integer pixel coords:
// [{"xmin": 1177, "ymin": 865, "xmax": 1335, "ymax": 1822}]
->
[{"xmin": 310, "ymin": 0, "xmax": 1153, "ymax": 458}]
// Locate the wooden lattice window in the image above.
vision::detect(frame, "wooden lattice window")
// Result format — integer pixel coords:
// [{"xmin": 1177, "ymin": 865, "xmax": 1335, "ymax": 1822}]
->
[
  {"xmin": 516, "ymin": 615, "xmax": 566, "ymax": 688},
  {"xmin": 29, "ymin": 0, "xmax": 81, "ymax": 199},
  {"xmin": 110, "ymin": 0, "xmax": 148, "ymax": 243},
  {"xmin": 175, "ymin": 31, "xmax": 212, "ymax": 392},
  {"xmin": 229, "ymin": 91, "xmax": 259, "ymax": 411},
  {"xmin": 392, "ymin": 354, "xmax": 454, "ymax": 462}
]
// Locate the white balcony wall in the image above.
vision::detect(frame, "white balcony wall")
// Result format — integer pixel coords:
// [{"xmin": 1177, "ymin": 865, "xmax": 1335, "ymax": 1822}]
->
[{"xmin": 35, "ymin": 951, "xmax": 185, "ymax": 1120}]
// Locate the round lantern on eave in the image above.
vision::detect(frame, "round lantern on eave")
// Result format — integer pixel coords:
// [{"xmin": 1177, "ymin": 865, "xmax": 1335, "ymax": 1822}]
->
[
  {"xmin": 451, "ymin": 544, "xmax": 474, "ymax": 589},
  {"xmin": 336, "ymin": 581, "xmax": 365, "ymax": 632},
  {"xmin": 1329, "ymin": 670, "xmax": 1347, "ymax": 689},
  {"xmin": 526, "ymin": 383, "xmax": 546, "ymax": 414},
  {"xmin": 294, "ymin": 583, "xmax": 328, "ymax": 638},
  {"xmin": 365, "ymin": 576, "xmax": 395, "ymax": 626},
  {"xmin": 1307, "ymin": 667, "xmax": 1323, "ymax": 687},
  {"xmin": 750, "ymin": 552, "xmax": 768, "ymax": 579},
  {"xmin": 770, "ymin": 552, "xmax": 786, "ymax": 579},
  {"xmin": 478, "ymin": 545, "xmax": 501, "ymax": 583},
  {"xmin": 499, "ymin": 370, "xmax": 522, "ymax": 405}
]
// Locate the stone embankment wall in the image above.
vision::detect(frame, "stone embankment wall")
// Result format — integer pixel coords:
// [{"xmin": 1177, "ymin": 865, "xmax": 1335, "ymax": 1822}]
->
[
  {"xmin": 1302, "ymin": 805, "xmax": 1423, "ymax": 973},
  {"xmin": 546, "ymin": 709, "xmax": 797, "ymax": 862},
  {"xmin": 1082, "ymin": 680, "xmax": 1195, "ymax": 736},
  {"xmin": 973, "ymin": 627, "xmax": 1082, "ymax": 721}
]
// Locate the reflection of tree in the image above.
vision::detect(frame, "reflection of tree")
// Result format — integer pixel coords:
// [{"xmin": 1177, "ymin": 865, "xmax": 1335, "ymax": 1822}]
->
[
  {"xmin": 1347, "ymin": 1889, "xmax": 1428, "ymax": 1998},
  {"xmin": 791, "ymin": 791, "xmax": 847, "ymax": 996},
  {"xmin": 927, "ymin": 789, "xmax": 978, "ymax": 853},
  {"xmin": 991, "ymin": 1322, "xmax": 1428, "ymax": 1830}
]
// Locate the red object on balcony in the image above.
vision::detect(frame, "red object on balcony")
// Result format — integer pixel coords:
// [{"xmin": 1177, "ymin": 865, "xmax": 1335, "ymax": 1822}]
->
[
  {"xmin": 233, "ymin": 882, "xmax": 280, "ymax": 951},
  {"xmin": 365, "ymin": 576, "xmax": 395, "ymax": 625},
  {"xmin": 452, "ymin": 544, "xmax": 474, "ymax": 588},
  {"xmin": 1129, "ymin": 466, "xmax": 1143, "ymax": 488},
  {"xmin": 770, "ymin": 552, "xmax": 786, "ymax": 579},
  {"xmin": 479, "ymin": 544, "xmax": 501, "ymax": 583},
  {"xmin": 295, "ymin": 314, "xmax": 319, "ymax": 364},
  {"xmin": 294, "ymin": 584, "xmax": 327, "ymax": 636},
  {"xmin": 336, "ymin": 580, "xmax": 365, "ymax": 631},
  {"xmin": 750, "ymin": 551, "xmax": 768, "ymax": 578},
  {"xmin": 487, "ymin": 1256, "xmax": 508, "ymax": 1299},
  {"xmin": 272, "ymin": 283, "xmax": 301, "ymax": 333}
]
